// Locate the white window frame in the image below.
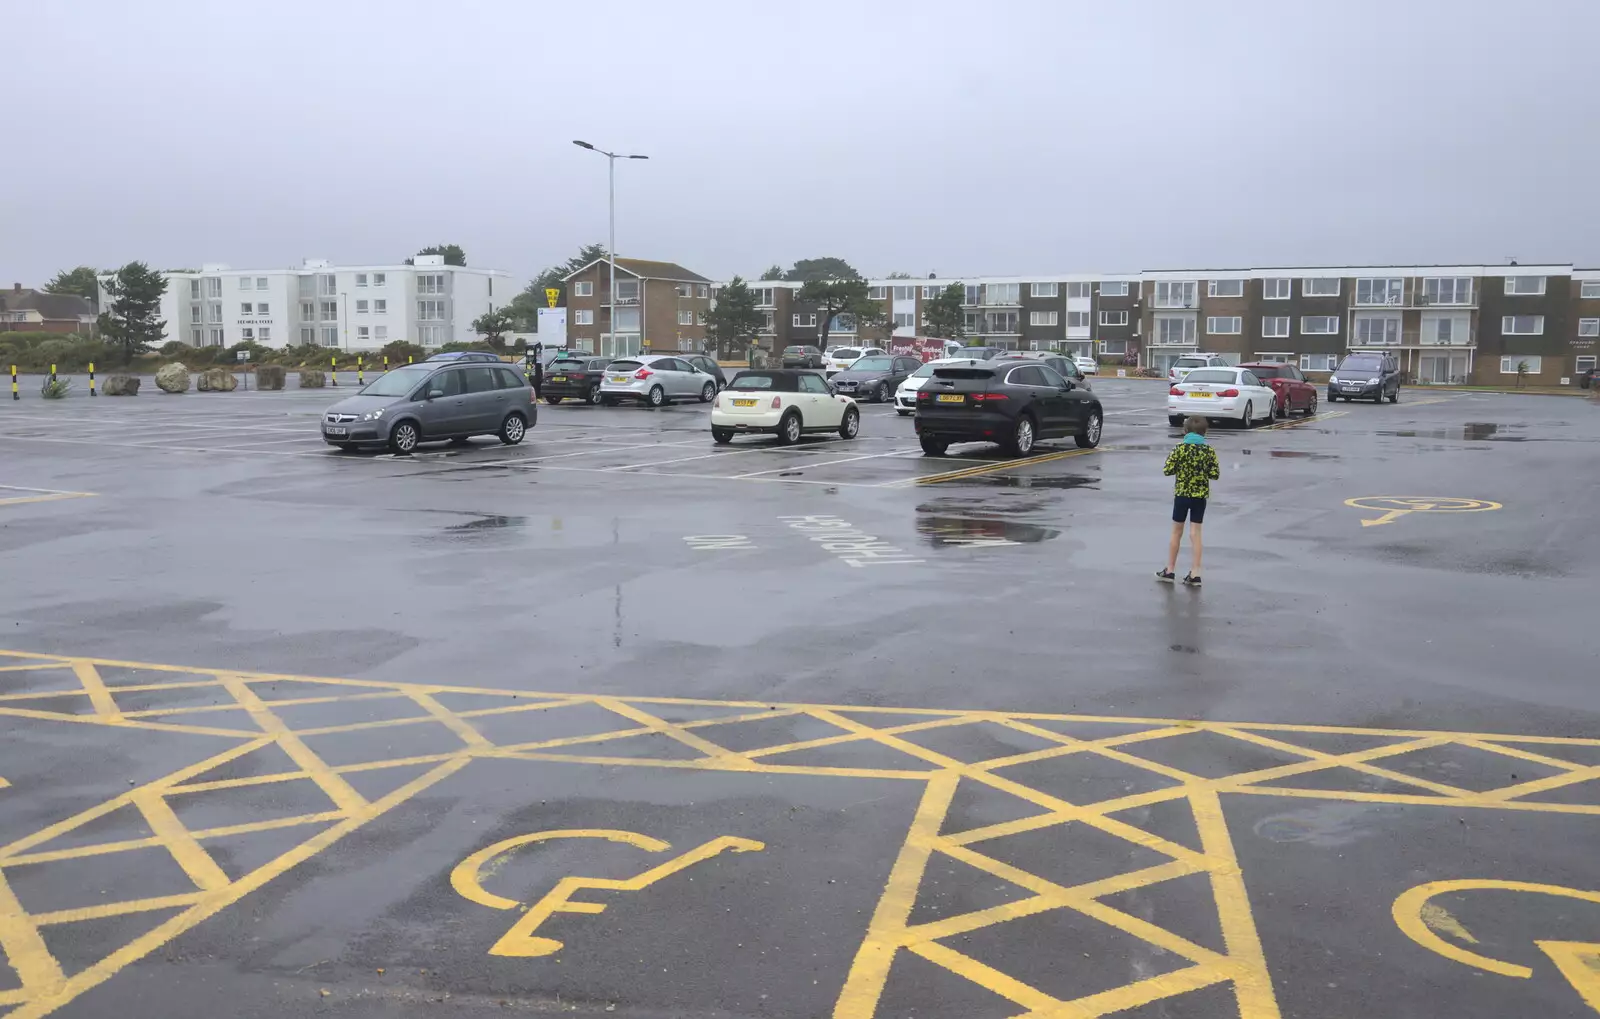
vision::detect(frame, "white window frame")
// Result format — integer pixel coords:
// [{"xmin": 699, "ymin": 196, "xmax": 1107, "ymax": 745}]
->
[
  {"xmin": 697, "ymin": 285, "xmax": 710, "ymax": 299},
  {"xmin": 1099, "ymin": 310, "xmax": 1128, "ymax": 326},
  {"xmin": 1301, "ymin": 316, "xmax": 1340, "ymax": 335},
  {"xmin": 1422, "ymin": 277, "xmax": 1473, "ymax": 305},
  {"xmin": 374, "ymin": 325, "xmax": 388, "ymax": 341},
  {"xmin": 321, "ymin": 326, "xmax": 339, "ymax": 347},
  {"xmin": 1098, "ymin": 281, "xmax": 1129, "ymax": 297},
  {"xmin": 1501, "ymin": 315, "xmax": 1545, "ymax": 335},
  {"xmin": 983, "ymin": 283, "xmax": 1020, "ymax": 305},
  {"xmin": 205, "ymin": 277, "xmax": 222, "ymax": 297},
  {"xmin": 191, "ymin": 327, "xmax": 202, "ymax": 345},
  {"xmin": 372, "ymin": 273, "xmax": 386, "ymax": 287},
  {"xmin": 1354, "ymin": 278, "xmax": 1404, "ymax": 306},
  {"xmin": 256, "ymin": 303, "xmax": 268, "ymax": 316},
  {"xmin": 300, "ymin": 327, "xmax": 315, "ymax": 345},
  {"xmin": 1352, "ymin": 315, "xmax": 1401, "ymax": 346},
  {"xmin": 417, "ymin": 300, "xmax": 446, "ymax": 321},
  {"xmin": 1206, "ymin": 279, "xmax": 1244, "ymax": 298},
  {"xmin": 240, "ymin": 302, "xmax": 253, "ymax": 315},
  {"xmin": 1099, "ymin": 338, "xmax": 1128, "ymax": 355},
  {"xmin": 1151, "ymin": 281, "xmax": 1197, "ymax": 308},
  {"xmin": 318, "ymin": 274, "xmax": 336, "ymax": 297},
  {"xmin": 1262, "ymin": 278, "xmax": 1291, "ymax": 300},
  {"xmin": 677, "ymin": 310, "xmax": 694, "ymax": 326},
  {"xmin": 319, "ymin": 301, "xmax": 337, "ymax": 320},
  {"xmin": 1299, "ymin": 353, "xmax": 1338, "ymax": 372},
  {"xmin": 1029, "ymin": 310, "xmax": 1059, "ymax": 327},
  {"xmin": 300, "ymin": 301, "xmax": 315, "ymax": 320},
  {"xmin": 1029, "ymin": 282, "xmax": 1059, "ymax": 298},
  {"xmin": 573, "ymin": 309, "xmax": 594, "ymax": 325},
  {"xmin": 1261, "ymin": 316, "xmax": 1291, "ymax": 338},
  {"xmin": 255, "ymin": 277, "xmax": 267, "ymax": 290},
  {"xmin": 1503, "ymin": 276, "xmax": 1546, "ymax": 296},
  {"xmin": 1575, "ymin": 354, "xmax": 1597, "ymax": 373},
  {"xmin": 892, "ymin": 312, "xmax": 916, "ymax": 329},
  {"xmin": 866, "ymin": 286, "xmax": 887, "ymax": 300},
  {"xmin": 793, "ymin": 312, "xmax": 817, "ymax": 328},
  {"xmin": 259, "ymin": 326, "xmax": 271, "ymax": 343},
  {"xmin": 208, "ymin": 328, "xmax": 225, "ymax": 346},
  {"xmin": 240, "ymin": 327, "xmax": 254, "ymax": 341},
  {"xmin": 1254, "ymin": 352, "xmax": 1295, "ymax": 363},
  {"xmin": 1579, "ymin": 318, "xmax": 1600, "ymax": 337},
  {"xmin": 1066, "ymin": 282, "xmax": 1092, "ymax": 299},
  {"xmin": 1500, "ymin": 356, "xmax": 1542, "ymax": 373},
  {"xmin": 1152, "ymin": 314, "xmax": 1197, "ymax": 345},
  {"xmin": 1206, "ymin": 316, "xmax": 1242, "ymax": 335},
  {"xmin": 751, "ymin": 287, "xmax": 775, "ymax": 308},
  {"xmin": 373, "ymin": 299, "xmax": 386, "ymax": 314},
  {"xmin": 1302, "ymin": 278, "xmax": 1341, "ymax": 297},
  {"xmin": 355, "ymin": 273, "xmax": 368, "ymax": 287},
  {"xmin": 238, "ymin": 277, "xmax": 253, "ymax": 291},
  {"xmin": 1581, "ymin": 281, "xmax": 1600, "ymax": 300},
  {"xmin": 190, "ymin": 279, "xmax": 201, "ymax": 299},
  {"xmin": 356, "ymin": 326, "xmax": 369, "ymax": 340},
  {"xmin": 356, "ymin": 300, "xmax": 369, "ymax": 314}
]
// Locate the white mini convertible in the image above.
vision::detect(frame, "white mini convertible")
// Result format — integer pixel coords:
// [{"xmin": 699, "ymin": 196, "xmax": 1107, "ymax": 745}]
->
[{"xmin": 711, "ymin": 369, "xmax": 860, "ymax": 445}]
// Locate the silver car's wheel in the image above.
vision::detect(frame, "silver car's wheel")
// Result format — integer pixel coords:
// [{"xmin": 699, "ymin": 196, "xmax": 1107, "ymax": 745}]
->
[
  {"xmin": 647, "ymin": 385, "xmax": 665, "ymax": 408},
  {"xmin": 699, "ymin": 382, "xmax": 716, "ymax": 403},
  {"xmin": 1009, "ymin": 415, "xmax": 1035, "ymax": 456},
  {"xmin": 1076, "ymin": 409, "xmax": 1102, "ymax": 449},
  {"xmin": 1241, "ymin": 401, "xmax": 1253, "ymax": 427},
  {"xmin": 839, "ymin": 407, "xmax": 859, "ymax": 439},
  {"xmin": 586, "ymin": 386, "xmax": 603, "ymax": 406},
  {"xmin": 389, "ymin": 421, "xmax": 419, "ymax": 454},
  {"xmin": 776, "ymin": 412, "xmax": 801, "ymax": 445}
]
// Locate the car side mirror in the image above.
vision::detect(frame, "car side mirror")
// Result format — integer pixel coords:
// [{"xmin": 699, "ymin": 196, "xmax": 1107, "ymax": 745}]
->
[
  {"xmin": 1061, "ymin": 379, "xmax": 1075, "ymax": 391},
  {"xmin": 426, "ymin": 388, "xmax": 444, "ymax": 400}
]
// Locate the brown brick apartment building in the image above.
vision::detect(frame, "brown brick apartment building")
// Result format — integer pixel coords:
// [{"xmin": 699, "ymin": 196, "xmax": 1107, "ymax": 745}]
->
[
  {"xmin": 563, "ymin": 258, "xmax": 712, "ymax": 358},
  {"xmin": 720, "ymin": 264, "xmax": 1600, "ymax": 386}
]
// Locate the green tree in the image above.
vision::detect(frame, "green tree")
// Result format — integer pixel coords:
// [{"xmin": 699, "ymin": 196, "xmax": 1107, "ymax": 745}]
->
[
  {"xmin": 798, "ymin": 277, "xmax": 877, "ymax": 349},
  {"xmin": 1515, "ymin": 359, "xmax": 1530, "ymax": 388},
  {"xmin": 405, "ymin": 244, "xmax": 466, "ymax": 266},
  {"xmin": 759, "ymin": 264, "xmax": 785, "ymax": 281},
  {"xmin": 472, "ymin": 307, "xmax": 516, "ymax": 350},
  {"xmin": 509, "ymin": 243, "xmax": 610, "ymax": 330},
  {"xmin": 97, "ymin": 262, "xmax": 167, "ymax": 364},
  {"xmin": 44, "ymin": 266, "xmax": 103, "ymax": 309},
  {"xmin": 921, "ymin": 283, "xmax": 965, "ymax": 340},
  {"xmin": 704, "ymin": 276, "xmax": 765, "ymax": 359},
  {"xmin": 784, "ymin": 257, "xmax": 861, "ymax": 283},
  {"xmin": 886, "ymin": 270, "xmax": 913, "ymax": 279}
]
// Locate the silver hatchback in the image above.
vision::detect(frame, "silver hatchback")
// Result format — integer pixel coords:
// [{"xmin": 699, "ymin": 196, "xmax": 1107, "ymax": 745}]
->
[
  {"xmin": 598, "ymin": 354, "xmax": 720, "ymax": 408},
  {"xmin": 320, "ymin": 361, "xmax": 537, "ymax": 453}
]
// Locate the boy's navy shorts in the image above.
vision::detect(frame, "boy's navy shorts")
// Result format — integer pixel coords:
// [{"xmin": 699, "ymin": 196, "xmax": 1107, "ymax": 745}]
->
[{"xmin": 1172, "ymin": 496, "xmax": 1207, "ymax": 523}]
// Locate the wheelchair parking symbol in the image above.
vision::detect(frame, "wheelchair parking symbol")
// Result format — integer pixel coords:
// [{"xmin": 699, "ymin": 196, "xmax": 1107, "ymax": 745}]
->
[
  {"xmin": 449, "ymin": 828, "xmax": 765, "ymax": 958},
  {"xmin": 1346, "ymin": 496, "xmax": 1503, "ymax": 527}
]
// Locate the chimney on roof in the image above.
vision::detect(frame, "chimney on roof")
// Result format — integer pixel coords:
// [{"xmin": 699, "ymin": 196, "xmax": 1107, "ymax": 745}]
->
[{"xmin": 12, "ymin": 283, "xmax": 20, "ymax": 292}]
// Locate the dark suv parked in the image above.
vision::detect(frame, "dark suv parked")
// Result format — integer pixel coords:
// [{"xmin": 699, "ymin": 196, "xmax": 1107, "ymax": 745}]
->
[
  {"xmin": 542, "ymin": 355, "xmax": 612, "ymax": 405},
  {"xmin": 1328, "ymin": 352, "xmax": 1402, "ymax": 403},
  {"xmin": 914, "ymin": 359, "xmax": 1103, "ymax": 457}
]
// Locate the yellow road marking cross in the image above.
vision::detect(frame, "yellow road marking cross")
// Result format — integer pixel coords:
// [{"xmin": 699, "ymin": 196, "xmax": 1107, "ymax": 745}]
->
[
  {"xmin": 1346, "ymin": 495, "xmax": 1503, "ymax": 527},
  {"xmin": 0, "ymin": 650, "xmax": 1598, "ymax": 1018}
]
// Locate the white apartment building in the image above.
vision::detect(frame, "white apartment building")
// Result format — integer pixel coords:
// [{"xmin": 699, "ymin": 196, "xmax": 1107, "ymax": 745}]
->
[{"xmin": 100, "ymin": 256, "xmax": 518, "ymax": 352}]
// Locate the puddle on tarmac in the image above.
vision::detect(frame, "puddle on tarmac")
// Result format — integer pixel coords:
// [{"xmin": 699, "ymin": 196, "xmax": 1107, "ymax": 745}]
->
[
  {"xmin": 914, "ymin": 514, "xmax": 1059, "ymax": 546},
  {"xmin": 416, "ymin": 514, "xmax": 529, "ymax": 545},
  {"xmin": 1262, "ymin": 450, "xmax": 1341, "ymax": 460},
  {"xmin": 948, "ymin": 473, "xmax": 1100, "ymax": 490},
  {"xmin": 1376, "ymin": 422, "xmax": 1526, "ymax": 441}
]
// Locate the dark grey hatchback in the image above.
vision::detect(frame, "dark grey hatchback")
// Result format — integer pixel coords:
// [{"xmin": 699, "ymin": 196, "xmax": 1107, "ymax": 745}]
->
[{"xmin": 321, "ymin": 361, "xmax": 537, "ymax": 453}]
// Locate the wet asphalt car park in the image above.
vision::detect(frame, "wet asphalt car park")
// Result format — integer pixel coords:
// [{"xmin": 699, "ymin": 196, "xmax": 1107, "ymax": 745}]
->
[{"xmin": 2, "ymin": 375, "xmax": 1599, "ymax": 1018}]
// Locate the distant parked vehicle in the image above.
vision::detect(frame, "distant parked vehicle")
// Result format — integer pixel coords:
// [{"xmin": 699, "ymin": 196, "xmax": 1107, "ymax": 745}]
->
[
  {"xmin": 712, "ymin": 369, "xmax": 859, "ymax": 445},
  {"xmin": 914, "ymin": 359, "xmax": 1103, "ymax": 457},
  {"xmin": 425, "ymin": 351, "xmax": 502, "ymax": 363},
  {"xmin": 1167, "ymin": 367, "xmax": 1278, "ymax": 427},
  {"xmin": 599, "ymin": 355, "xmax": 720, "ymax": 407},
  {"xmin": 829, "ymin": 354, "xmax": 923, "ymax": 403},
  {"xmin": 1328, "ymin": 352, "xmax": 1402, "ymax": 403},
  {"xmin": 1074, "ymin": 356, "xmax": 1098, "ymax": 375},
  {"xmin": 1238, "ymin": 362, "xmax": 1318, "ymax": 417},
  {"xmin": 1169, "ymin": 354, "xmax": 1229, "ymax": 383},
  {"xmin": 824, "ymin": 346, "xmax": 883, "ymax": 374},
  {"xmin": 683, "ymin": 354, "xmax": 728, "ymax": 389},
  {"xmin": 782, "ymin": 345, "xmax": 826, "ymax": 369},
  {"xmin": 542, "ymin": 355, "xmax": 612, "ymax": 405},
  {"xmin": 322, "ymin": 361, "xmax": 535, "ymax": 453}
]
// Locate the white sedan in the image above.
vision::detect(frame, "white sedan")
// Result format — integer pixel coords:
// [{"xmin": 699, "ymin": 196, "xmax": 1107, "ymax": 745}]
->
[
  {"xmin": 1167, "ymin": 367, "xmax": 1279, "ymax": 427},
  {"xmin": 824, "ymin": 346, "xmax": 882, "ymax": 374},
  {"xmin": 712, "ymin": 369, "xmax": 860, "ymax": 445},
  {"xmin": 893, "ymin": 357, "xmax": 984, "ymax": 416}
]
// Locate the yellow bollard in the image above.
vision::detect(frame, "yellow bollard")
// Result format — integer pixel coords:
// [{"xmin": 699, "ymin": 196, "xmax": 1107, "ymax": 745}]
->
[
  {"xmin": 9, "ymin": 364, "xmax": 16, "ymax": 401},
  {"xmin": 357, "ymin": 355, "xmax": 364, "ymax": 386},
  {"xmin": 330, "ymin": 355, "xmax": 337, "ymax": 387},
  {"xmin": 408, "ymin": 355, "xmax": 413, "ymax": 364},
  {"xmin": 89, "ymin": 361, "xmax": 96, "ymax": 397},
  {"xmin": 50, "ymin": 363, "xmax": 57, "ymax": 384},
  {"xmin": 383, "ymin": 355, "xmax": 389, "ymax": 374}
]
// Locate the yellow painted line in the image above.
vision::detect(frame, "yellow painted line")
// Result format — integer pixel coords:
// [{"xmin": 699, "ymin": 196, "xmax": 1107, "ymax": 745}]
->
[
  {"xmin": 32, "ymin": 893, "xmax": 203, "ymax": 927},
  {"xmin": 216, "ymin": 674, "xmax": 367, "ymax": 814},
  {"xmin": 1262, "ymin": 408, "xmax": 1348, "ymax": 430},
  {"xmin": 912, "ymin": 446, "xmax": 1099, "ymax": 486},
  {"xmin": 0, "ymin": 485, "xmax": 97, "ymax": 508},
  {"xmin": 1393, "ymin": 880, "xmax": 1600, "ymax": 980},
  {"xmin": 70, "ymin": 660, "xmax": 120, "ymax": 719},
  {"xmin": 131, "ymin": 791, "xmax": 232, "ymax": 892}
]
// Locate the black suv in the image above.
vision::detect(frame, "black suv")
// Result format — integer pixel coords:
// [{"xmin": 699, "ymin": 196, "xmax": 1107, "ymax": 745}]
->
[
  {"xmin": 542, "ymin": 355, "xmax": 612, "ymax": 405},
  {"xmin": 1328, "ymin": 352, "xmax": 1402, "ymax": 403},
  {"xmin": 914, "ymin": 359, "xmax": 1103, "ymax": 457}
]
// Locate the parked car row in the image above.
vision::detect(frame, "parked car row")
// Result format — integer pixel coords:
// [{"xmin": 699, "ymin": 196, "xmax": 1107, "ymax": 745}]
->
[{"xmin": 1166, "ymin": 351, "xmax": 1403, "ymax": 427}]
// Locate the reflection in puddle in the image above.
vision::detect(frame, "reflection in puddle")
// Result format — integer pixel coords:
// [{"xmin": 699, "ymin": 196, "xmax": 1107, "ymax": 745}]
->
[
  {"xmin": 949, "ymin": 473, "xmax": 1100, "ymax": 490},
  {"xmin": 1376, "ymin": 422, "xmax": 1526, "ymax": 441},
  {"xmin": 1265, "ymin": 450, "xmax": 1340, "ymax": 460},
  {"xmin": 914, "ymin": 514, "xmax": 1059, "ymax": 547},
  {"xmin": 419, "ymin": 514, "xmax": 528, "ymax": 545}
]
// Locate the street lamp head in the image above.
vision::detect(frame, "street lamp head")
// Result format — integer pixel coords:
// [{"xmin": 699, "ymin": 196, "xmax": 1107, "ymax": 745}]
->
[
  {"xmin": 627, "ymin": 154, "xmax": 649, "ymax": 160},
  {"xmin": 572, "ymin": 140, "xmax": 595, "ymax": 150}
]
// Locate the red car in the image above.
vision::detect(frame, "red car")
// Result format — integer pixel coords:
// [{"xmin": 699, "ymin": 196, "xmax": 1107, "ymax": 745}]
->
[{"xmin": 1238, "ymin": 362, "xmax": 1318, "ymax": 417}]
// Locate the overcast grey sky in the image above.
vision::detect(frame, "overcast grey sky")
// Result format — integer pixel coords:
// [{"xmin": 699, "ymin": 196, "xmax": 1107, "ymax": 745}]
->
[{"xmin": 6, "ymin": 0, "xmax": 1599, "ymax": 287}]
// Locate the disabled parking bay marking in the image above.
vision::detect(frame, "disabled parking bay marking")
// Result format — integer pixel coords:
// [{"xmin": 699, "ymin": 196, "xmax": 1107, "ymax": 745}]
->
[
  {"xmin": 3, "ymin": 649, "xmax": 1600, "ymax": 1017},
  {"xmin": 1345, "ymin": 496, "xmax": 1503, "ymax": 527}
]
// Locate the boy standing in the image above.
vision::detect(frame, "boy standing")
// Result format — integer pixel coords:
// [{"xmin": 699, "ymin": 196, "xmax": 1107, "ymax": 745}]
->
[{"xmin": 1157, "ymin": 416, "xmax": 1221, "ymax": 586}]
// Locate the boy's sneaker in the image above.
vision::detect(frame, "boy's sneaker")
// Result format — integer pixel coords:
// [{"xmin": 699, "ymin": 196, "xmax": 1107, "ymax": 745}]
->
[
  {"xmin": 1155, "ymin": 569, "xmax": 1175, "ymax": 582},
  {"xmin": 1182, "ymin": 573, "xmax": 1202, "ymax": 587}
]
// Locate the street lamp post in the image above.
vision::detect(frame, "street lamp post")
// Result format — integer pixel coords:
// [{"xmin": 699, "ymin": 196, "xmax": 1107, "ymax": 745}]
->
[{"xmin": 573, "ymin": 140, "xmax": 648, "ymax": 355}]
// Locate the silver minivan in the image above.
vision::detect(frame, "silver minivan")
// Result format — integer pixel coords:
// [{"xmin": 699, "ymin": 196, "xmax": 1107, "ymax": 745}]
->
[
  {"xmin": 599, "ymin": 354, "xmax": 720, "ymax": 408},
  {"xmin": 320, "ymin": 361, "xmax": 537, "ymax": 453}
]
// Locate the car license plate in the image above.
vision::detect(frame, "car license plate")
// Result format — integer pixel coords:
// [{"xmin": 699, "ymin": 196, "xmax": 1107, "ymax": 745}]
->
[
  {"xmin": 936, "ymin": 394, "xmax": 964, "ymax": 403},
  {"xmin": 732, "ymin": 398, "xmax": 757, "ymax": 407},
  {"xmin": 1189, "ymin": 391, "xmax": 1212, "ymax": 398},
  {"xmin": 551, "ymin": 375, "xmax": 567, "ymax": 382},
  {"xmin": 609, "ymin": 376, "xmax": 629, "ymax": 384},
  {"xmin": 1343, "ymin": 385, "xmax": 1362, "ymax": 392},
  {"xmin": 325, "ymin": 427, "xmax": 347, "ymax": 436}
]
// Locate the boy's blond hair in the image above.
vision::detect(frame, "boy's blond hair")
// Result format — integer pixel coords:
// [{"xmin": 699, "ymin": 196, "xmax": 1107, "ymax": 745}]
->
[{"xmin": 1183, "ymin": 416, "xmax": 1208, "ymax": 435}]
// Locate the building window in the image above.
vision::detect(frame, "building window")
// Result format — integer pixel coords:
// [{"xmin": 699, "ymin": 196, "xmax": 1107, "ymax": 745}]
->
[
  {"xmin": 1355, "ymin": 278, "xmax": 1404, "ymax": 305},
  {"xmin": 1032, "ymin": 282, "xmax": 1058, "ymax": 299},
  {"xmin": 1254, "ymin": 352, "xmax": 1295, "ymax": 363},
  {"xmin": 300, "ymin": 327, "xmax": 315, "ymax": 345},
  {"xmin": 574, "ymin": 310, "xmax": 594, "ymax": 325},
  {"xmin": 1070, "ymin": 311, "xmax": 1094, "ymax": 329},
  {"xmin": 1502, "ymin": 315, "xmax": 1544, "ymax": 334},
  {"xmin": 1302, "ymin": 278, "xmax": 1340, "ymax": 297},
  {"xmin": 374, "ymin": 326, "xmax": 387, "ymax": 341},
  {"xmin": 984, "ymin": 283, "xmax": 1021, "ymax": 305},
  {"xmin": 1579, "ymin": 318, "xmax": 1600, "ymax": 337},
  {"xmin": 1030, "ymin": 310, "xmax": 1059, "ymax": 326},
  {"xmin": 320, "ymin": 301, "xmax": 337, "ymax": 320},
  {"xmin": 1100, "ymin": 338, "xmax": 1127, "ymax": 355},
  {"xmin": 697, "ymin": 285, "xmax": 710, "ymax": 298},
  {"xmin": 205, "ymin": 277, "xmax": 222, "ymax": 297},
  {"xmin": 1302, "ymin": 316, "xmax": 1340, "ymax": 334},
  {"xmin": 190, "ymin": 279, "xmax": 201, "ymax": 299},
  {"xmin": 1066, "ymin": 282, "xmax": 1091, "ymax": 299},
  {"xmin": 208, "ymin": 328, "xmax": 224, "ymax": 346},
  {"xmin": 921, "ymin": 285, "xmax": 941, "ymax": 299},
  {"xmin": 418, "ymin": 274, "xmax": 445, "ymax": 295},
  {"xmin": 255, "ymin": 277, "xmax": 267, "ymax": 289},
  {"xmin": 866, "ymin": 286, "xmax": 887, "ymax": 300},
  {"xmin": 357, "ymin": 326, "xmax": 369, "ymax": 341},
  {"xmin": 190, "ymin": 303, "xmax": 202, "ymax": 322},
  {"xmin": 1206, "ymin": 316, "xmax": 1242, "ymax": 334},
  {"xmin": 356, "ymin": 273, "xmax": 368, "ymax": 287},
  {"xmin": 1151, "ymin": 281, "xmax": 1197, "ymax": 308},
  {"xmin": 418, "ymin": 300, "xmax": 446, "ymax": 321},
  {"xmin": 1500, "ymin": 356, "xmax": 1543, "ymax": 373},
  {"xmin": 207, "ymin": 303, "xmax": 222, "ymax": 323},
  {"xmin": 1581, "ymin": 281, "xmax": 1600, "ymax": 299},
  {"xmin": 616, "ymin": 280, "xmax": 640, "ymax": 302},
  {"xmin": 321, "ymin": 327, "xmax": 339, "ymax": 347},
  {"xmin": 238, "ymin": 277, "xmax": 254, "ymax": 291},
  {"xmin": 1576, "ymin": 354, "xmax": 1597, "ymax": 374},
  {"xmin": 239, "ymin": 327, "xmax": 253, "ymax": 341},
  {"xmin": 373, "ymin": 300, "xmax": 386, "ymax": 313},
  {"xmin": 372, "ymin": 273, "xmax": 386, "ymax": 286},
  {"xmin": 300, "ymin": 302, "xmax": 314, "ymax": 320},
  {"xmin": 1099, "ymin": 281, "xmax": 1129, "ymax": 297},
  {"xmin": 674, "ymin": 283, "xmax": 693, "ymax": 298},
  {"xmin": 190, "ymin": 327, "xmax": 202, "ymax": 345},
  {"xmin": 1206, "ymin": 280, "xmax": 1244, "ymax": 298},
  {"xmin": 1432, "ymin": 317, "xmax": 1457, "ymax": 345},
  {"xmin": 751, "ymin": 287, "xmax": 775, "ymax": 307},
  {"xmin": 793, "ymin": 313, "xmax": 817, "ymax": 327},
  {"xmin": 1422, "ymin": 277, "xmax": 1473, "ymax": 305},
  {"xmin": 883, "ymin": 286, "xmax": 909, "ymax": 301},
  {"xmin": 1504, "ymin": 276, "xmax": 1546, "ymax": 296},
  {"xmin": 834, "ymin": 313, "xmax": 859, "ymax": 332},
  {"xmin": 256, "ymin": 303, "xmax": 268, "ymax": 316},
  {"xmin": 356, "ymin": 300, "xmax": 369, "ymax": 313},
  {"xmin": 1353, "ymin": 315, "xmax": 1400, "ymax": 345},
  {"xmin": 1262, "ymin": 278, "xmax": 1291, "ymax": 300},
  {"xmin": 1300, "ymin": 353, "xmax": 1338, "ymax": 371},
  {"xmin": 1153, "ymin": 315, "xmax": 1196, "ymax": 345},
  {"xmin": 1262, "ymin": 316, "xmax": 1291, "ymax": 338},
  {"xmin": 892, "ymin": 312, "xmax": 916, "ymax": 329},
  {"xmin": 678, "ymin": 310, "xmax": 694, "ymax": 326},
  {"xmin": 1099, "ymin": 310, "xmax": 1129, "ymax": 326},
  {"xmin": 259, "ymin": 327, "xmax": 271, "ymax": 343},
  {"xmin": 318, "ymin": 274, "xmax": 336, "ymax": 296},
  {"xmin": 418, "ymin": 325, "xmax": 446, "ymax": 346},
  {"xmin": 240, "ymin": 303, "xmax": 253, "ymax": 315}
]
